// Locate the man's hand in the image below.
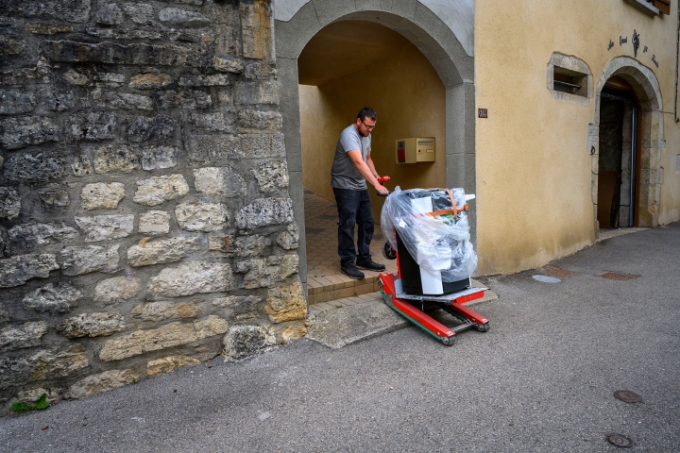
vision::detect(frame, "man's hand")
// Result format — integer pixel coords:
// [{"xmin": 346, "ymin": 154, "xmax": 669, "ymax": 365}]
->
[{"xmin": 374, "ymin": 183, "xmax": 389, "ymax": 195}]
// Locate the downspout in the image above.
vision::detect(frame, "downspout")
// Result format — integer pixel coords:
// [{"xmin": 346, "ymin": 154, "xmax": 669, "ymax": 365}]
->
[{"xmin": 675, "ymin": 1, "xmax": 680, "ymax": 122}]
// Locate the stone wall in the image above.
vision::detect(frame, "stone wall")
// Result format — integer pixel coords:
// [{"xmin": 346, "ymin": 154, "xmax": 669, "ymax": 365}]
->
[{"xmin": 0, "ymin": 0, "xmax": 306, "ymax": 415}]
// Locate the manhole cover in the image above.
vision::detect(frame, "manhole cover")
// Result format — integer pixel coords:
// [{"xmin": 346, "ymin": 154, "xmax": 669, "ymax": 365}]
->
[
  {"xmin": 614, "ymin": 390, "xmax": 642, "ymax": 403},
  {"xmin": 532, "ymin": 275, "xmax": 561, "ymax": 283},
  {"xmin": 599, "ymin": 272, "xmax": 638, "ymax": 281},
  {"xmin": 543, "ymin": 266, "xmax": 577, "ymax": 278},
  {"xmin": 607, "ymin": 433, "xmax": 633, "ymax": 448}
]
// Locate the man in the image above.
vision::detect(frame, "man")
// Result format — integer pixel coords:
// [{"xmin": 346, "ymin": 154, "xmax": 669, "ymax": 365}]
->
[{"xmin": 331, "ymin": 107, "xmax": 389, "ymax": 280}]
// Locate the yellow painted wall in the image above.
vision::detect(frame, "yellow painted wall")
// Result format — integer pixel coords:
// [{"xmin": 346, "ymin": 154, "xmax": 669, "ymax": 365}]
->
[
  {"xmin": 474, "ymin": 1, "xmax": 680, "ymax": 275},
  {"xmin": 299, "ymin": 43, "xmax": 446, "ymax": 221}
]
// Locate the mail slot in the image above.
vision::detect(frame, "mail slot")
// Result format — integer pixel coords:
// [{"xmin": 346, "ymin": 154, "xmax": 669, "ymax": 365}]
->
[{"xmin": 396, "ymin": 137, "xmax": 435, "ymax": 164}]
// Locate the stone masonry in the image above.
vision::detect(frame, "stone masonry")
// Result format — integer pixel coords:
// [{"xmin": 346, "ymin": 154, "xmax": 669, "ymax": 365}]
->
[{"xmin": 0, "ymin": 0, "xmax": 306, "ymax": 415}]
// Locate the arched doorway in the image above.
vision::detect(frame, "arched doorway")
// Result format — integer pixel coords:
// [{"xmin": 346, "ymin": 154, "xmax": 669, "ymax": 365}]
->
[
  {"xmin": 275, "ymin": 0, "xmax": 475, "ymax": 295},
  {"xmin": 590, "ymin": 57, "xmax": 663, "ymax": 236}
]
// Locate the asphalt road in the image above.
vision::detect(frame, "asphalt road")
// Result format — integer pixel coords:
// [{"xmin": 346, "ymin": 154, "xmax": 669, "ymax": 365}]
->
[{"xmin": 1, "ymin": 223, "xmax": 679, "ymax": 453}]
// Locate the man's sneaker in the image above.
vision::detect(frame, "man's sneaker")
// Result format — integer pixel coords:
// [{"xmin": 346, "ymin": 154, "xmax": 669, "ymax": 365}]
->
[
  {"xmin": 356, "ymin": 259, "xmax": 386, "ymax": 272},
  {"xmin": 341, "ymin": 266, "xmax": 365, "ymax": 280}
]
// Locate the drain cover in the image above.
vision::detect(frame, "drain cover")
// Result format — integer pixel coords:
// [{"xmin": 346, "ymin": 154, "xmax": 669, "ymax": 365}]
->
[
  {"xmin": 599, "ymin": 272, "xmax": 638, "ymax": 281},
  {"xmin": 607, "ymin": 433, "xmax": 633, "ymax": 448},
  {"xmin": 614, "ymin": 390, "xmax": 642, "ymax": 403},
  {"xmin": 532, "ymin": 275, "xmax": 561, "ymax": 283}
]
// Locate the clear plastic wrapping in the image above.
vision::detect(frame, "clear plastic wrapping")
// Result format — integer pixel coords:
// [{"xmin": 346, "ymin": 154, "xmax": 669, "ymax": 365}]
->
[{"xmin": 380, "ymin": 187, "xmax": 477, "ymax": 282}]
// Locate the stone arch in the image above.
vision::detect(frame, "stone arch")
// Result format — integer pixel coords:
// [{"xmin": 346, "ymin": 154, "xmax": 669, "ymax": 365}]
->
[
  {"xmin": 589, "ymin": 57, "xmax": 664, "ymax": 233},
  {"xmin": 274, "ymin": 0, "xmax": 476, "ymax": 292}
]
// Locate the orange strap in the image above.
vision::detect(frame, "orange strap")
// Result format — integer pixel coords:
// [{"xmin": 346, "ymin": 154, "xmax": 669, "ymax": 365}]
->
[{"xmin": 421, "ymin": 188, "xmax": 467, "ymax": 218}]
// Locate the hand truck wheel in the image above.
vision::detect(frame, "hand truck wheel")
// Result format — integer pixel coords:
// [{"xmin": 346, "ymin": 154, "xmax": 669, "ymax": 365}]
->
[
  {"xmin": 440, "ymin": 336, "xmax": 455, "ymax": 346},
  {"xmin": 476, "ymin": 322, "xmax": 490, "ymax": 332},
  {"xmin": 382, "ymin": 241, "xmax": 397, "ymax": 260}
]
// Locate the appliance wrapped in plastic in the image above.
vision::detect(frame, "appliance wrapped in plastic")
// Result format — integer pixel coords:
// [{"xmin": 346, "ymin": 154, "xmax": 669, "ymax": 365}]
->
[{"xmin": 380, "ymin": 187, "xmax": 477, "ymax": 282}]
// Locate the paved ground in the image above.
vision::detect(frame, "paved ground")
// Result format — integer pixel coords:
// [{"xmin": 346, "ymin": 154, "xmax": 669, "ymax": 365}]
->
[{"xmin": 1, "ymin": 223, "xmax": 679, "ymax": 452}]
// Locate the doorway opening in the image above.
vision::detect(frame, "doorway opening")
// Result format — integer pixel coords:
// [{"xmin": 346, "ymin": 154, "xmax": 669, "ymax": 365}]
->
[
  {"xmin": 597, "ymin": 78, "xmax": 641, "ymax": 229},
  {"xmin": 297, "ymin": 20, "xmax": 446, "ymax": 302}
]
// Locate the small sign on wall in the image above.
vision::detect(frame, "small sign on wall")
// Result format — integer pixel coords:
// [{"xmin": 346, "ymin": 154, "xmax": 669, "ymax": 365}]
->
[{"xmin": 478, "ymin": 108, "xmax": 488, "ymax": 118}]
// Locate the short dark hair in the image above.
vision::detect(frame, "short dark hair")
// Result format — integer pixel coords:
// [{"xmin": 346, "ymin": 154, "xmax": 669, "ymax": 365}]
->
[{"xmin": 357, "ymin": 107, "xmax": 377, "ymax": 122}]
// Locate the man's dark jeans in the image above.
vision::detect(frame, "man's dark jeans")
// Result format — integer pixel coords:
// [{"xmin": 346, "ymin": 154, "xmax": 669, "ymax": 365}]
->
[{"xmin": 333, "ymin": 187, "xmax": 374, "ymax": 268}]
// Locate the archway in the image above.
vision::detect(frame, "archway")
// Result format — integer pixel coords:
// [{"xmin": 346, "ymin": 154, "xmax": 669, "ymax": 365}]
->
[
  {"xmin": 275, "ymin": 0, "xmax": 476, "ymax": 294},
  {"xmin": 590, "ymin": 57, "xmax": 663, "ymax": 236}
]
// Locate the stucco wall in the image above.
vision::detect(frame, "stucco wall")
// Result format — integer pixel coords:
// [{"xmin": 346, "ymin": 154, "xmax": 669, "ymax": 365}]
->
[
  {"xmin": 474, "ymin": 0, "xmax": 679, "ymax": 275},
  {"xmin": 300, "ymin": 44, "xmax": 446, "ymax": 221}
]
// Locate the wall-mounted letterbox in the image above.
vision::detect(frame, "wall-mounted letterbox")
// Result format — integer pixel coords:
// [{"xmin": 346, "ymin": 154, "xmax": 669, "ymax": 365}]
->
[{"xmin": 396, "ymin": 138, "xmax": 435, "ymax": 164}]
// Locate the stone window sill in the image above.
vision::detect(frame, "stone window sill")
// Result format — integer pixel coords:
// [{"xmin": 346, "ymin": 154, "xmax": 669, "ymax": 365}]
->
[{"xmin": 623, "ymin": 0, "xmax": 660, "ymax": 17}]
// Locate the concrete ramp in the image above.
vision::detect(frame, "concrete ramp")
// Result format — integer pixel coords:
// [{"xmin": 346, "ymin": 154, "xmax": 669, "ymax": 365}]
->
[{"xmin": 306, "ymin": 300, "xmax": 408, "ymax": 349}]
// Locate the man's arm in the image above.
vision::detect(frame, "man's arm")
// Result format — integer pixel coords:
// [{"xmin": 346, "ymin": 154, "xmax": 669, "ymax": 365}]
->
[
  {"xmin": 366, "ymin": 153, "xmax": 380, "ymax": 180},
  {"xmin": 347, "ymin": 150, "xmax": 388, "ymax": 194}
]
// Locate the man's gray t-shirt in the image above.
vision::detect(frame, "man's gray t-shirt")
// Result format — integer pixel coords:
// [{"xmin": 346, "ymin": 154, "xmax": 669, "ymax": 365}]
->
[{"xmin": 331, "ymin": 124, "xmax": 371, "ymax": 191}]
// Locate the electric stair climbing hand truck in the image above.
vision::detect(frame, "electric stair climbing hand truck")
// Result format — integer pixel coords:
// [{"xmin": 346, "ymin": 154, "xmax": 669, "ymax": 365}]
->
[{"xmin": 376, "ymin": 176, "xmax": 490, "ymax": 346}]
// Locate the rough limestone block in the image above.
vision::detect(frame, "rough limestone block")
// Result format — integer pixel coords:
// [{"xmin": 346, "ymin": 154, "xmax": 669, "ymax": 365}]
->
[
  {"xmin": 239, "ymin": 0, "xmax": 273, "ymax": 60},
  {"xmin": 234, "ymin": 82, "xmax": 279, "ymax": 105},
  {"xmin": 0, "ymin": 254, "xmax": 59, "ymax": 288},
  {"xmin": 208, "ymin": 235, "xmax": 236, "ymax": 254},
  {"xmin": 63, "ymin": 69, "xmax": 87, "ymax": 86},
  {"xmin": 99, "ymin": 316, "xmax": 229, "ymax": 361},
  {"xmin": 235, "ymin": 197, "xmax": 293, "ymax": 229},
  {"xmin": 60, "ymin": 245, "xmax": 119, "ymax": 276},
  {"xmin": 94, "ymin": 276, "xmax": 141, "ymax": 304},
  {"xmin": 44, "ymin": 40, "xmax": 198, "ymax": 67},
  {"xmin": 75, "ymin": 215, "xmax": 134, "ymax": 242},
  {"xmin": 69, "ymin": 112, "xmax": 117, "ymax": 141},
  {"xmin": 233, "ymin": 235, "xmax": 271, "ymax": 257},
  {"xmin": 1, "ymin": 66, "xmax": 52, "ymax": 85},
  {"xmin": 158, "ymin": 7, "xmax": 211, "ymax": 27},
  {"xmin": 147, "ymin": 355, "xmax": 201, "ymax": 377},
  {"xmin": 0, "ymin": 188, "xmax": 21, "ymax": 220},
  {"xmin": 175, "ymin": 202, "xmax": 228, "ymax": 232},
  {"xmin": 69, "ymin": 370, "xmax": 139, "ymax": 399},
  {"xmin": 131, "ymin": 301, "xmax": 201, "ymax": 321},
  {"xmin": 237, "ymin": 133, "xmax": 285, "ymax": 159},
  {"xmin": 251, "ymin": 160, "xmax": 289, "ymax": 193},
  {"xmin": 102, "ymin": 92, "xmax": 153, "ymax": 111},
  {"xmin": 3, "ymin": 151, "xmax": 65, "ymax": 183},
  {"xmin": 223, "ymin": 325, "xmax": 275, "ymax": 361},
  {"xmin": 186, "ymin": 112, "xmax": 235, "ymax": 133},
  {"xmin": 130, "ymin": 73, "xmax": 173, "ymax": 89},
  {"xmin": 81, "ymin": 183, "xmax": 126, "ymax": 210},
  {"xmin": 57, "ymin": 313, "xmax": 125, "ymax": 338},
  {"xmin": 38, "ymin": 184, "xmax": 70, "ymax": 207},
  {"xmin": 178, "ymin": 74, "xmax": 230, "ymax": 87},
  {"xmin": 0, "ymin": 322, "xmax": 48, "ymax": 352},
  {"xmin": 184, "ymin": 134, "xmax": 239, "ymax": 165},
  {"xmin": 238, "ymin": 110, "xmax": 282, "ymax": 132},
  {"xmin": 212, "ymin": 295, "xmax": 262, "ymax": 308},
  {"xmin": 126, "ymin": 115, "xmax": 176, "ymax": 143},
  {"xmin": 141, "ymin": 146, "xmax": 178, "ymax": 170},
  {"xmin": 0, "ymin": 347, "xmax": 88, "ymax": 389},
  {"xmin": 138, "ymin": 211, "xmax": 171, "ymax": 234},
  {"xmin": 134, "ymin": 174, "xmax": 189, "ymax": 206},
  {"xmin": 0, "ymin": 89, "xmax": 36, "ymax": 115},
  {"xmin": 121, "ymin": 3, "xmax": 155, "ymax": 24},
  {"xmin": 235, "ymin": 254, "xmax": 299, "ymax": 289},
  {"xmin": 14, "ymin": 387, "xmax": 64, "ymax": 407},
  {"xmin": 158, "ymin": 90, "xmax": 212, "ymax": 110},
  {"xmin": 8, "ymin": 224, "xmax": 78, "ymax": 251},
  {"xmin": 273, "ymin": 321, "xmax": 308, "ymax": 345},
  {"xmin": 276, "ymin": 223, "xmax": 299, "ymax": 250},
  {"xmin": 22, "ymin": 282, "xmax": 83, "ymax": 314},
  {"xmin": 214, "ymin": 57, "xmax": 244, "ymax": 74},
  {"xmin": 0, "ymin": 117, "xmax": 59, "ymax": 150},
  {"xmin": 193, "ymin": 167, "xmax": 245, "ymax": 197},
  {"xmin": 92, "ymin": 145, "xmax": 141, "ymax": 173},
  {"xmin": 244, "ymin": 61, "xmax": 277, "ymax": 80},
  {"xmin": 148, "ymin": 262, "xmax": 233, "ymax": 297},
  {"xmin": 96, "ymin": 3, "xmax": 124, "ymax": 25},
  {"xmin": 265, "ymin": 283, "xmax": 307, "ymax": 323},
  {"xmin": 127, "ymin": 236, "xmax": 201, "ymax": 267}
]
